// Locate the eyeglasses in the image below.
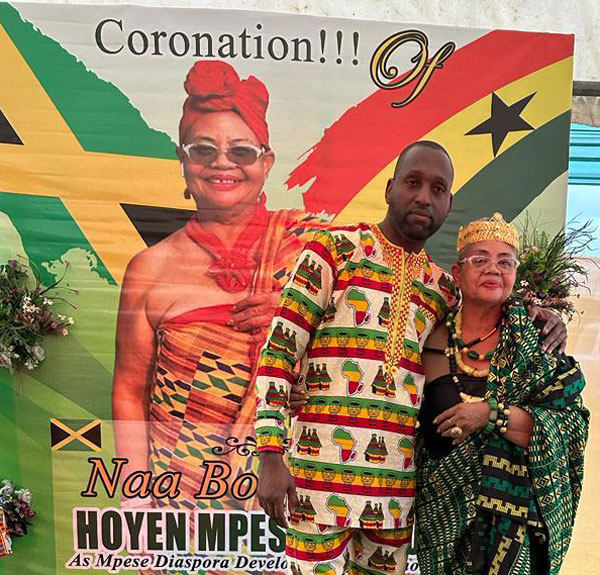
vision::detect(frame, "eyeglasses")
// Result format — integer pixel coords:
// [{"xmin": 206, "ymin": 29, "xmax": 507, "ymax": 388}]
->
[
  {"xmin": 181, "ymin": 142, "xmax": 265, "ymax": 166},
  {"xmin": 458, "ymin": 255, "xmax": 520, "ymax": 273}
]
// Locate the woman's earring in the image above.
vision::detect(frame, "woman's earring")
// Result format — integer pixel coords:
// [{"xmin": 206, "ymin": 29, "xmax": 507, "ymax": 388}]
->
[
  {"xmin": 180, "ymin": 163, "xmax": 185, "ymax": 177},
  {"xmin": 454, "ymin": 286, "xmax": 463, "ymax": 307},
  {"xmin": 184, "ymin": 188, "xmax": 191, "ymax": 200}
]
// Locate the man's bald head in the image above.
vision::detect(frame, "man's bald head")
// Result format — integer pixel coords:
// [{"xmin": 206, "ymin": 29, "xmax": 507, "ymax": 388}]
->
[{"xmin": 393, "ymin": 140, "xmax": 454, "ymax": 181}]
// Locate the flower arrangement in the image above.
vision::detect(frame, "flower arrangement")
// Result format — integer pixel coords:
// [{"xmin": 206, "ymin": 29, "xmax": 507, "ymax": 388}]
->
[
  {"xmin": 0, "ymin": 258, "xmax": 75, "ymax": 372},
  {"xmin": 0, "ymin": 479, "xmax": 36, "ymax": 538},
  {"xmin": 515, "ymin": 219, "xmax": 595, "ymax": 320}
]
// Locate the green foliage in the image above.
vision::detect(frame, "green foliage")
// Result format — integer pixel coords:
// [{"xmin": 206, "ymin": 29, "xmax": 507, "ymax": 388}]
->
[{"xmin": 515, "ymin": 217, "xmax": 595, "ymax": 320}]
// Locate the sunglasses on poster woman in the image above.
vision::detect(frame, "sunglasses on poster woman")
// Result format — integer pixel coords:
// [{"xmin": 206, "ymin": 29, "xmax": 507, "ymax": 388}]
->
[{"xmin": 181, "ymin": 142, "xmax": 267, "ymax": 166}]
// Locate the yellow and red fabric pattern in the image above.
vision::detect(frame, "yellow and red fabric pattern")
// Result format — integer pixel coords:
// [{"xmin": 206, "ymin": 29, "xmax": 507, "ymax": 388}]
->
[{"xmin": 287, "ymin": 519, "xmax": 412, "ymax": 575}]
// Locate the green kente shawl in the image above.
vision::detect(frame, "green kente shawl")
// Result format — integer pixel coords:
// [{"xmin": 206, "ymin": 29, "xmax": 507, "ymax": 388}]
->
[{"xmin": 416, "ymin": 302, "xmax": 589, "ymax": 575}]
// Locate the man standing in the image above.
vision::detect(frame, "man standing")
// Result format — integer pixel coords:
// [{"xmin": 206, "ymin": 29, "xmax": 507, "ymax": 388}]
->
[{"xmin": 255, "ymin": 141, "xmax": 455, "ymax": 575}]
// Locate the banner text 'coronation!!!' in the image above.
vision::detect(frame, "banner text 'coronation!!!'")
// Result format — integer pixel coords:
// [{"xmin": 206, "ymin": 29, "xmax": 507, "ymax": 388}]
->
[{"xmin": 95, "ymin": 19, "xmax": 361, "ymax": 65}]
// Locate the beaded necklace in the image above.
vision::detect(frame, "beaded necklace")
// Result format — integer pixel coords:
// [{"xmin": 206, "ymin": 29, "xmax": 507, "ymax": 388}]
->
[{"xmin": 445, "ymin": 308, "xmax": 501, "ymax": 402}]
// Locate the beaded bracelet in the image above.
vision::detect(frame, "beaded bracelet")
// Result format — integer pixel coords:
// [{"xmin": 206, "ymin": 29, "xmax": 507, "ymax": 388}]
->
[
  {"xmin": 484, "ymin": 396, "xmax": 499, "ymax": 435},
  {"xmin": 495, "ymin": 402, "xmax": 512, "ymax": 434}
]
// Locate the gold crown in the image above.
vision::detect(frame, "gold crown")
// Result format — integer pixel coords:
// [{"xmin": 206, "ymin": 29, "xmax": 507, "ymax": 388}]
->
[{"xmin": 457, "ymin": 212, "xmax": 519, "ymax": 253}]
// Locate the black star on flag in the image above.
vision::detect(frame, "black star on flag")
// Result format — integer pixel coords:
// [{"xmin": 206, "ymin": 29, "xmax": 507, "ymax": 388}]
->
[
  {"xmin": 0, "ymin": 107, "xmax": 22, "ymax": 145},
  {"xmin": 466, "ymin": 92, "xmax": 536, "ymax": 156}
]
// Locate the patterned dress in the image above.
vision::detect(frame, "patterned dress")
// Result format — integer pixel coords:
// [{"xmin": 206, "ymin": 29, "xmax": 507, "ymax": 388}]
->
[
  {"xmin": 415, "ymin": 303, "xmax": 589, "ymax": 575},
  {"xmin": 255, "ymin": 223, "xmax": 455, "ymax": 531},
  {"xmin": 148, "ymin": 208, "xmax": 322, "ymax": 515}
]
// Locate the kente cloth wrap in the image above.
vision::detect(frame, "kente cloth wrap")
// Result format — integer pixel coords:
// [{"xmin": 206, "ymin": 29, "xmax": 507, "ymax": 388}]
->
[
  {"xmin": 0, "ymin": 506, "xmax": 11, "ymax": 556},
  {"xmin": 416, "ymin": 301, "xmax": 589, "ymax": 575},
  {"xmin": 148, "ymin": 209, "xmax": 322, "ymax": 517},
  {"xmin": 179, "ymin": 60, "xmax": 269, "ymax": 146},
  {"xmin": 255, "ymin": 224, "xmax": 456, "ymax": 529}
]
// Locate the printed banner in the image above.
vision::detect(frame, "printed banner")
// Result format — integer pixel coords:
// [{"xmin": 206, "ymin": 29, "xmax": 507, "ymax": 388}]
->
[{"xmin": 0, "ymin": 2, "xmax": 580, "ymax": 574}]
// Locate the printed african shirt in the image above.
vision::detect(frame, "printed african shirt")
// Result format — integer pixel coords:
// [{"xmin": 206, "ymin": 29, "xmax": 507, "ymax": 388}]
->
[{"xmin": 255, "ymin": 223, "xmax": 455, "ymax": 529}]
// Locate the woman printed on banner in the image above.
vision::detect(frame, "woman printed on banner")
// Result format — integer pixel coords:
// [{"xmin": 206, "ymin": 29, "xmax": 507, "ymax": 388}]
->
[{"xmin": 112, "ymin": 60, "xmax": 324, "ymax": 511}]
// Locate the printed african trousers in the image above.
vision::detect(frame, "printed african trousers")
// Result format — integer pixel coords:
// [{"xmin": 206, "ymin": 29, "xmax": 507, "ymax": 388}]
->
[{"xmin": 287, "ymin": 519, "xmax": 411, "ymax": 575}]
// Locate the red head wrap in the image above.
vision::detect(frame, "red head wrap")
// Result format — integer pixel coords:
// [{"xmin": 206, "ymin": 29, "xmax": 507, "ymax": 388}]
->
[{"xmin": 178, "ymin": 60, "xmax": 270, "ymax": 148}]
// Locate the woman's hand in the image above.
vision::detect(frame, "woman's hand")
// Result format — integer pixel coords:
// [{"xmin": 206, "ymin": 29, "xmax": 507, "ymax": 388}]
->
[
  {"xmin": 434, "ymin": 402, "xmax": 490, "ymax": 444},
  {"xmin": 229, "ymin": 292, "xmax": 281, "ymax": 333}
]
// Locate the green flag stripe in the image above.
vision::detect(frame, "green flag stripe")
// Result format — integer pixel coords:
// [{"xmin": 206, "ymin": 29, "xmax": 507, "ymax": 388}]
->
[
  {"xmin": 0, "ymin": 191, "xmax": 114, "ymax": 285},
  {"xmin": 0, "ymin": 375, "xmax": 19, "ymax": 481},
  {"xmin": 429, "ymin": 111, "xmax": 571, "ymax": 269},
  {"xmin": 29, "ymin": 337, "xmax": 113, "ymax": 420},
  {"xmin": 0, "ymin": 3, "xmax": 176, "ymax": 159},
  {"xmin": 0, "ymin": 374, "xmax": 56, "ymax": 574}
]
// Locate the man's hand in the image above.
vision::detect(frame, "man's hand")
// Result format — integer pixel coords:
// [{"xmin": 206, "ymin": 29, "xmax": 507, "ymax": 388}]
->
[
  {"xmin": 528, "ymin": 306, "xmax": 567, "ymax": 354},
  {"xmin": 230, "ymin": 292, "xmax": 281, "ymax": 333},
  {"xmin": 257, "ymin": 452, "xmax": 299, "ymax": 528},
  {"xmin": 290, "ymin": 379, "xmax": 310, "ymax": 414},
  {"xmin": 434, "ymin": 402, "xmax": 490, "ymax": 445}
]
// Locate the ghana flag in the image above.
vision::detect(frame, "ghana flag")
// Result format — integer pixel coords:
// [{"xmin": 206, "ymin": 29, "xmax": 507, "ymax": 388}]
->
[
  {"xmin": 0, "ymin": 3, "xmax": 574, "ymax": 574},
  {"xmin": 289, "ymin": 30, "xmax": 573, "ymax": 268}
]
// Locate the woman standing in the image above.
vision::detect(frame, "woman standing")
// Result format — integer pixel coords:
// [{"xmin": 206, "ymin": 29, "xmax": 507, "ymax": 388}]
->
[{"xmin": 417, "ymin": 213, "xmax": 589, "ymax": 574}]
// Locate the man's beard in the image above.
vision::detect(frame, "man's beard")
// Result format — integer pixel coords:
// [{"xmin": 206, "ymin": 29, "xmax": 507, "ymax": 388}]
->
[{"xmin": 397, "ymin": 211, "xmax": 443, "ymax": 242}]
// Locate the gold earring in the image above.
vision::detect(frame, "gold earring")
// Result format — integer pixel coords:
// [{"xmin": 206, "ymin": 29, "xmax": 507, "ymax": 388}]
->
[{"xmin": 180, "ymin": 163, "xmax": 185, "ymax": 177}]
